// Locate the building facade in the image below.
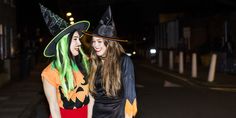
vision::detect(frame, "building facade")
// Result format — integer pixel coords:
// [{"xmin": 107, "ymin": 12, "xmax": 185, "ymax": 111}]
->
[{"xmin": 0, "ymin": 0, "xmax": 18, "ymax": 86}]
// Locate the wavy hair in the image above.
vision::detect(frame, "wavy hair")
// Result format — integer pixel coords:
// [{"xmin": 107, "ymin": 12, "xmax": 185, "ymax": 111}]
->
[{"xmin": 89, "ymin": 39, "xmax": 125, "ymax": 97}]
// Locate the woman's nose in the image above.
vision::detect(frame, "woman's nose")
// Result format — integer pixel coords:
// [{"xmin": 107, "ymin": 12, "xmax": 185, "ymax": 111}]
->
[{"xmin": 77, "ymin": 39, "xmax": 81, "ymax": 45}]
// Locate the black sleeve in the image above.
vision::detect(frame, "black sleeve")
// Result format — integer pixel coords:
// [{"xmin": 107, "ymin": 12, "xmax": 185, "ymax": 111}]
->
[
  {"xmin": 121, "ymin": 55, "xmax": 137, "ymax": 117},
  {"xmin": 121, "ymin": 55, "xmax": 136, "ymax": 102}
]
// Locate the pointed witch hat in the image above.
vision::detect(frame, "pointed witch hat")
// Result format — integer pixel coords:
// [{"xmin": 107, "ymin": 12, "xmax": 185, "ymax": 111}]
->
[
  {"xmin": 39, "ymin": 4, "xmax": 90, "ymax": 57},
  {"xmin": 83, "ymin": 6, "xmax": 127, "ymax": 42}
]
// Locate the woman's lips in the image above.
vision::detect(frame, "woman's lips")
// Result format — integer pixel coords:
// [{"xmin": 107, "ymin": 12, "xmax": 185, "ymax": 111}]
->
[
  {"xmin": 75, "ymin": 46, "xmax": 79, "ymax": 51},
  {"xmin": 95, "ymin": 48, "xmax": 101, "ymax": 52}
]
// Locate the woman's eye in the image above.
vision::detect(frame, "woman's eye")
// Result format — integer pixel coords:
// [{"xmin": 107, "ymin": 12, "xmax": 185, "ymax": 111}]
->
[{"xmin": 74, "ymin": 38, "xmax": 79, "ymax": 40}]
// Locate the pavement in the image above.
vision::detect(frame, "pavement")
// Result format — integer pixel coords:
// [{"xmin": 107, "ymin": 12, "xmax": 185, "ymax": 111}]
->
[
  {"xmin": 0, "ymin": 59, "xmax": 235, "ymax": 118},
  {"xmin": 0, "ymin": 62, "xmax": 47, "ymax": 118}
]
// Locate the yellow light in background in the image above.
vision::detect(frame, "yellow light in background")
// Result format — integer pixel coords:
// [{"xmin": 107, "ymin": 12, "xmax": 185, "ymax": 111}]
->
[
  {"xmin": 69, "ymin": 17, "xmax": 74, "ymax": 22},
  {"xmin": 70, "ymin": 21, "xmax": 74, "ymax": 25},
  {"xmin": 66, "ymin": 12, "xmax": 72, "ymax": 17},
  {"xmin": 39, "ymin": 38, "xmax": 43, "ymax": 43},
  {"xmin": 132, "ymin": 51, "xmax": 136, "ymax": 55}
]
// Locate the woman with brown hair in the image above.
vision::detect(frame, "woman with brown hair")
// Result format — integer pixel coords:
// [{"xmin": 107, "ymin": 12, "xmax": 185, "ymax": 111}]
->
[{"xmin": 83, "ymin": 6, "xmax": 137, "ymax": 118}]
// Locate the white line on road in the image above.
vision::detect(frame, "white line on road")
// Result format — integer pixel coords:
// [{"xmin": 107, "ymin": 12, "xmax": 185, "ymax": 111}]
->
[
  {"xmin": 136, "ymin": 84, "xmax": 144, "ymax": 88},
  {"xmin": 140, "ymin": 64, "xmax": 236, "ymax": 92}
]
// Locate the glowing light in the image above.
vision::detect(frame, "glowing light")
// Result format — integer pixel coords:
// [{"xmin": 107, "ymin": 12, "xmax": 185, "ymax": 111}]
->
[
  {"xmin": 150, "ymin": 49, "xmax": 156, "ymax": 54},
  {"xmin": 132, "ymin": 51, "xmax": 136, "ymax": 55},
  {"xmin": 69, "ymin": 17, "xmax": 74, "ymax": 21},
  {"xmin": 126, "ymin": 53, "xmax": 132, "ymax": 56},
  {"xmin": 143, "ymin": 37, "xmax": 146, "ymax": 41},
  {"xmin": 66, "ymin": 12, "xmax": 72, "ymax": 17},
  {"xmin": 39, "ymin": 38, "xmax": 43, "ymax": 43},
  {"xmin": 70, "ymin": 21, "xmax": 74, "ymax": 25}
]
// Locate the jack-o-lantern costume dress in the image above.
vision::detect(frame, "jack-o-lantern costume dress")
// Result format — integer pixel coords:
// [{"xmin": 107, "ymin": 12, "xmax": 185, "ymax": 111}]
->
[{"xmin": 41, "ymin": 62, "xmax": 89, "ymax": 118}]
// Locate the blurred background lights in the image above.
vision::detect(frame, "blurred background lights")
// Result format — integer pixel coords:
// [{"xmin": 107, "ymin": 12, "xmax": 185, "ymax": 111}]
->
[
  {"xmin": 69, "ymin": 17, "xmax": 74, "ymax": 21},
  {"xmin": 150, "ymin": 49, "xmax": 156, "ymax": 54},
  {"xmin": 70, "ymin": 21, "xmax": 74, "ymax": 25},
  {"xmin": 66, "ymin": 12, "xmax": 72, "ymax": 17},
  {"xmin": 132, "ymin": 51, "xmax": 136, "ymax": 55},
  {"xmin": 126, "ymin": 53, "xmax": 132, "ymax": 56}
]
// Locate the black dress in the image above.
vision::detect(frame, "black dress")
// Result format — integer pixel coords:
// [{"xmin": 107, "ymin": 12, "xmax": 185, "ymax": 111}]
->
[{"xmin": 92, "ymin": 54, "xmax": 137, "ymax": 118}]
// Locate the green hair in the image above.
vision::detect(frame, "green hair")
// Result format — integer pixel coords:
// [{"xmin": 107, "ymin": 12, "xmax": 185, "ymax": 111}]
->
[{"xmin": 53, "ymin": 33, "xmax": 90, "ymax": 99}]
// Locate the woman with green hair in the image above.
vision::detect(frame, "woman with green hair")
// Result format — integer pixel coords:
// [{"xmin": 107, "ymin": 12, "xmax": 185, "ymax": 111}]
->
[{"xmin": 40, "ymin": 4, "xmax": 91, "ymax": 118}]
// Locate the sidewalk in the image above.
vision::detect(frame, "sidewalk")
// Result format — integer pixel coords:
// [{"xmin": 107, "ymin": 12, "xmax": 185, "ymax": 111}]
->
[{"xmin": 0, "ymin": 62, "xmax": 47, "ymax": 118}]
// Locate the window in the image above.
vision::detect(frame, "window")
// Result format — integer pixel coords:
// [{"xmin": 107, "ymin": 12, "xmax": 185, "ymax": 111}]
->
[
  {"xmin": 0, "ymin": 24, "xmax": 3, "ymax": 60},
  {"xmin": 10, "ymin": 27, "xmax": 14, "ymax": 56},
  {"xmin": 4, "ymin": 25, "xmax": 8, "ymax": 59}
]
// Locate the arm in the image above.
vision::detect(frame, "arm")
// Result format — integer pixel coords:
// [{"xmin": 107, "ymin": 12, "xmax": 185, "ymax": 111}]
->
[
  {"xmin": 122, "ymin": 56, "xmax": 138, "ymax": 118},
  {"xmin": 87, "ymin": 93, "xmax": 94, "ymax": 118},
  {"xmin": 42, "ymin": 77, "xmax": 61, "ymax": 118}
]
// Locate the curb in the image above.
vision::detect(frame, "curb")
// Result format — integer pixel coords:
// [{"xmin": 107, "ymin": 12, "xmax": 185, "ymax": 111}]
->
[{"xmin": 140, "ymin": 64, "xmax": 236, "ymax": 92}]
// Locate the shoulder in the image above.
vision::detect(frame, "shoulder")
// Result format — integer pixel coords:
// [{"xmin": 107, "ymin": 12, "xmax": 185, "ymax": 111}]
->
[
  {"xmin": 41, "ymin": 62, "xmax": 60, "ymax": 86},
  {"xmin": 121, "ymin": 53, "xmax": 133, "ymax": 65},
  {"xmin": 41, "ymin": 63, "xmax": 58, "ymax": 78},
  {"xmin": 120, "ymin": 53, "xmax": 134, "ymax": 71},
  {"xmin": 121, "ymin": 53, "xmax": 132, "ymax": 62},
  {"xmin": 42, "ymin": 63, "xmax": 54, "ymax": 73}
]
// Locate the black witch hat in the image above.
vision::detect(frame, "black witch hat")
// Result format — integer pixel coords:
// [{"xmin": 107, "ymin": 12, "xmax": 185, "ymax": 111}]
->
[
  {"xmin": 39, "ymin": 4, "xmax": 90, "ymax": 57},
  {"xmin": 83, "ymin": 6, "xmax": 127, "ymax": 42}
]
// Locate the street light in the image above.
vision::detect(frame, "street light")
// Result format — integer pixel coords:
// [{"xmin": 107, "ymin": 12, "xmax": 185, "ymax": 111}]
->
[
  {"xmin": 132, "ymin": 51, "xmax": 136, "ymax": 55},
  {"xmin": 70, "ymin": 21, "xmax": 74, "ymax": 25},
  {"xmin": 69, "ymin": 17, "xmax": 74, "ymax": 22},
  {"xmin": 150, "ymin": 49, "xmax": 156, "ymax": 54},
  {"xmin": 66, "ymin": 12, "xmax": 72, "ymax": 17}
]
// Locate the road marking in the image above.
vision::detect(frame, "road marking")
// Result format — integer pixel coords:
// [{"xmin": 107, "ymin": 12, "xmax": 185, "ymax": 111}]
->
[
  {"xmin": 209, "ymin": 87, "xmax": 236, "ymax": 92},
  {"xmin": 140, "ymin": 64, "xmax": 236, "ymax": 92},
  {"xmin": 136, "ymin": 84, "xmax": 144, "ymax": 88},
  {"xmin": 164, "ymin": 80, "xmax": 182, "ymax": 87}
]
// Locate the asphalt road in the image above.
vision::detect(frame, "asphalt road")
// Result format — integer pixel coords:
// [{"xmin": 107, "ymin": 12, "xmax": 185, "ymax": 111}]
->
[
  {"xmin": 134, "ymin": 62, "xmax": 236, "ymax": 118},
  {"xmin": 35, "ymin": 61, "xmax": 236, "ymax": 118}
]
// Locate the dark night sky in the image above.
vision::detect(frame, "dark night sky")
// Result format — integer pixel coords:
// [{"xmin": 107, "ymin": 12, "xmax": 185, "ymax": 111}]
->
[{"xmin": 16, "ymin": 0, "xmax": 236, "ymax": 38}]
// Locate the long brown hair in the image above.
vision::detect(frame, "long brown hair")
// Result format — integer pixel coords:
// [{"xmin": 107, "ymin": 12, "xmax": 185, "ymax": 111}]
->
[{"xmin": 88, "ymin": 39, "xmax": 125, "ymax": 97}]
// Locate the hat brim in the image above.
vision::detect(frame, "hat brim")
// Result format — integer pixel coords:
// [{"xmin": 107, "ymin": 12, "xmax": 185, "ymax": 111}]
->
[
  {"xmin": 82, "ymin": 31, "xmax": 128, "ymax": 43},
  {"xmin": 44, "ymin": 20, "xmax": 90, "ymax": 57}
]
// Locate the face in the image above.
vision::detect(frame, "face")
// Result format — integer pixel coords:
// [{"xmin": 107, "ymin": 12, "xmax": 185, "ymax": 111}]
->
[
  {"xmin": 92, "ymin": 37, "xmax": 107, "ymax": 57},
  {"xmin": 70, "ymin": 31, "xmax": 81, "ymax": 56}
]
